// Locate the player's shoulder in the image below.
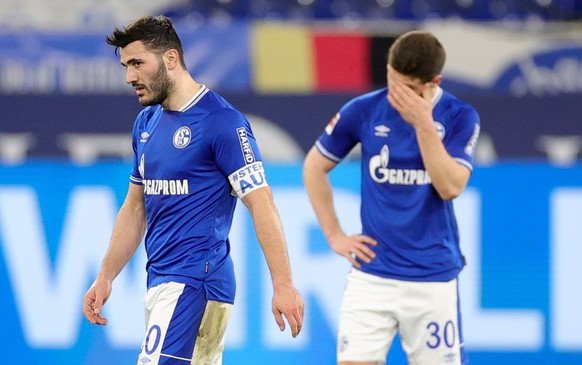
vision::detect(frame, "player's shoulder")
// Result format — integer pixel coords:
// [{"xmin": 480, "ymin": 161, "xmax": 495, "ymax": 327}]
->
[
  {"xmin": 134, "ymin": 105, "xmax": 162, "ymax": 126},
  {"xmin": 439, "ymin": 89, "xmax": 480, "ymax": 120},
  {"xmin": 198, "ymin": 90, "xmax": 245, "ymax": 120},
  {"xmin": 339, "ymin": 88, "xmax": 387, "ymax": 123},
  {"xmin": 440, "ymin": 90, "xmax": 476, "ymax": 113},
  {"xmin": 346, "ymin": 88, "xmax": 387, "ymax": 109},
  {"xmin": 138, "ymin": 105, "xmax": 161, "ymax": 117}
]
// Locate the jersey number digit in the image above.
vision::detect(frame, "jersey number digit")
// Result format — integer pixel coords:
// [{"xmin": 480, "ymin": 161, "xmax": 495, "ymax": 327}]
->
[
  {"xmin": 145, "ymin": 325, "xmax": 162, "ymax": 355},
  {"xmin": 426, "ymin": 320, "xmax": 456, "ymax": 349}
]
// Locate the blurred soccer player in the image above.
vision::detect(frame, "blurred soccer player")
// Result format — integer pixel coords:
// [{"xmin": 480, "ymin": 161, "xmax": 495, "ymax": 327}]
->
[
  {"xmin": 82, "ymin": 15, "xmax": 304, "ymax": 365},
  {"xmin": 303, "ymin": 30, "xmax": 480, "ymax": 365}
]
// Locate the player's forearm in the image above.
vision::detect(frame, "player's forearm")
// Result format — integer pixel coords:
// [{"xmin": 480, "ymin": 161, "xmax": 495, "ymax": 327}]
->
[
  {"xmin": 256, "ymin": 224, "xmax": 294, "ymax": 288},
  {"xmin": 244, "ymin": 189, "xmax": 294, "ymax": 287},
  {"xmin": 415, "ymin": 125, "xmax": 469, "ymax": 200},
  {"xmin": 303, "ymin": 158, "xmax": 344, "ymax": 241},
  {"xmin": 98, "ymin": 202, "xmax": 146, "ymax": 283}
]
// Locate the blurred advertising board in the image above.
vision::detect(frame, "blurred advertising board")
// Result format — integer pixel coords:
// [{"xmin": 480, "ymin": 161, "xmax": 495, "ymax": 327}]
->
[{"xmin": 0, "ymin": 162, "xmax": 581, "ymax": 364}]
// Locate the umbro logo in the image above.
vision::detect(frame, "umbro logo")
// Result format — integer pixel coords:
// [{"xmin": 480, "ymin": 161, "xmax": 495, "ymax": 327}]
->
[
  {"xmin": 140, "ymin": 132, "xmax": 150, "ymax": 143},
  {"xmin": 374, "ymin": 125, "xmax": 390, "ymax": 137}
]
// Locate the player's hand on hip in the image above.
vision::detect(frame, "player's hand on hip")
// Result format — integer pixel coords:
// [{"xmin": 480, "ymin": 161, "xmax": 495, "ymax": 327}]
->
[
  {"xmin": 329, "ymin": 233, "xmax": 377, "ymax": 268},
  {"xmin": 272, "ymin": 283, "xmax": 305, "ymax": 338},
  {"xmin": 83, "ymin": 279, "xmax": 112, "ymax": 325}
]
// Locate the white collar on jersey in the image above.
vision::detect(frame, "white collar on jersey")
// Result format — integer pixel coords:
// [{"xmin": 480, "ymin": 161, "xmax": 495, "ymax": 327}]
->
[
  {"xmin": 431, "ymin": 86, "xmax": 443, "ymax": 106},
  {"xmin": 178, "ymin": 84, "xmax": 209, "ymax": 112}
]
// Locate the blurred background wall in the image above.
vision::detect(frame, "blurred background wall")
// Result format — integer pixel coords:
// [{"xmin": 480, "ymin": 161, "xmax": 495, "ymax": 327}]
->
[{"xmin": 0, "ymin": 1, "xmax": 581, "ymax": 364}]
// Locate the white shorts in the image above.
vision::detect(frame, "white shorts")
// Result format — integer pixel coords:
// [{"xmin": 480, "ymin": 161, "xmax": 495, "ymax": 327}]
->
[
  {"xmin": 337, "ymin": 269, "xmax": 466, "ymax": 365},
  {"xmin": 136, "ymin": 282, "xmax": 233, "ymax": 365}
]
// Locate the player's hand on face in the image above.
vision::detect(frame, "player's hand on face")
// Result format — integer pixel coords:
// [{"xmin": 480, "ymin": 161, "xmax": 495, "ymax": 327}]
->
[
  {"xmin": 387, "ymin": 77, "xmax": 433, "ymax": 129},
  {"xmin": 83, "ymin": 280, "xmax": 112, "ymax": 325},
  {"xmin": 272, "ymin": 284, "xmax": 305, "ymax": 338},
  {"xmin": 329, "ymin": 233, "xmax": 377, "ymax": 268}
]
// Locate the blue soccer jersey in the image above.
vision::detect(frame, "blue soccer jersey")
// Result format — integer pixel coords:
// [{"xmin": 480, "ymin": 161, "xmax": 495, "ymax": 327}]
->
[
  {"xmin": 316, "ymin": 87, "xmax": 480, "ymax": 281},
  {"xmin": 129, "ymin": 85, "xmax": 268, "ymax": 303}
]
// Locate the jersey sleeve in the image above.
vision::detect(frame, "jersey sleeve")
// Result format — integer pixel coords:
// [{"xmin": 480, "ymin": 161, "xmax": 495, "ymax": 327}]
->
[
  {"xmin": 314, "ymin": 98, "xmax": 362, "ymax": 163},
  {"xmin": 446, "ymin": 105, "xmax": 481, "ymax": 171},
  {"xmin": 129, "ymin": 111, "xmax": 147, "ymax": 185},
  {"xmin": 205, "ymin": 108, "xmax": 268, "ymax": 199}
]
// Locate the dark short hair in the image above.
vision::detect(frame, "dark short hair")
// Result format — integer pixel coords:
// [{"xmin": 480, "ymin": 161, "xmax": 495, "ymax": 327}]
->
[
  {"xmin": 106, "ymin": 15, "xmax": 186, "ymax": 68},
  {"xmin": 388, "ymin": 31, "xmax": 446, "ymax": 83}
]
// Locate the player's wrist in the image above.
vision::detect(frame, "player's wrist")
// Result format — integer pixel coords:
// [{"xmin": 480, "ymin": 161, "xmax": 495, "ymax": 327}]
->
[
  {"xmin": 95, "ymin": 269, "xmax": 115, "ymax": 285},
  {"xmin": 414, "ymin": 119, "xmax": 437, "ymax": 134},
  {"xmin": 325, "ymin": 228, "xmax": 345, "ymax": 242}
]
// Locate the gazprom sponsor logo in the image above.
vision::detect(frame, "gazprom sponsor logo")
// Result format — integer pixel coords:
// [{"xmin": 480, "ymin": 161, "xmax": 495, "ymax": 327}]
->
[
  {"xmin": 369, "ymin": 145, "xmax": 431, "ymax": 185},
  {"xmin": 143, "ymin": 179, "xmax": 189, "ymax": 195},
  {"xmin": 237, "ymin": 127, "xmax": 255, "ymax": 164},
  {"xmin": 369, "ymin": 164, "xmax": 432, "ymax": 185}
]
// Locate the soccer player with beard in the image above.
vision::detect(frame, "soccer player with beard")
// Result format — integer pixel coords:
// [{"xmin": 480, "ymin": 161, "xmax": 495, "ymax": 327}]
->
[
  {"xmin": 303, "ymin": 31, "xmax": 480, "ymax": 365},
  {"xmin": 82, "ymin": 15, "xmax": 304, "ymax": 365}
]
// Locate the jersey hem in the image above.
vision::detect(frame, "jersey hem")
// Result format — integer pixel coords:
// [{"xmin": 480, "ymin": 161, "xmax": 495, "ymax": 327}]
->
[
  {"xmin": 354, "ymin": 266, "xmax": 462, "ymax": 282},
  {"xmin": 147, "ymin": 276, "xmax": 235, "ymax": 304}
]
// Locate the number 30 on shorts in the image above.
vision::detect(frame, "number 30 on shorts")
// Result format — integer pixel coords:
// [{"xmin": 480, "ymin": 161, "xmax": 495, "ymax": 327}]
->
[{"xmin": 426, "ymin": 320, "xmax": 456, "ymax": 349}]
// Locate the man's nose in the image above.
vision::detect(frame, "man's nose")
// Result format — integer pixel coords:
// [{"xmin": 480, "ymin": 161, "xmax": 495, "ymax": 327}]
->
[{"xmin": 126, "ymin": 68, "xmax": 137, "ymax": 84}]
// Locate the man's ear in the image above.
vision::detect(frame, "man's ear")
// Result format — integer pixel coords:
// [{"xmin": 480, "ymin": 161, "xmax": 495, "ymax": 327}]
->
[
  {"xmin": 432, "ymin": 74, "xmax": 443, "ymax": 86},
  {"xmin": 164, "ymin": 49, "xmax": 180, "ymax": 70}
]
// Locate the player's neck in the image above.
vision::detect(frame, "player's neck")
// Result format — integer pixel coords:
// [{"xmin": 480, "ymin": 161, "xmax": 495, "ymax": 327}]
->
[
  {"xmin": 162, "ymin": 73, "xmax": 202, "ymax": 111},
  {"xmin": 427, "ymin": 84, "xmax": 440, "ymax": 100}
]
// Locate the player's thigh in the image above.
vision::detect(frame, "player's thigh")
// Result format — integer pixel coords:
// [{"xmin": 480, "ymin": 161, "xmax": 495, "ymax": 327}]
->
[
  {"xmin": 337, "ymin": 269, "xmax": 399, "ymax": 365},
  {"xmin": 137, "ymin": 282, "xmax": 232, "ymax": 365},
  {"xmin": 192, "ymin": 300, "xmax": 232, "ymax": 364},
  {"xmin": 398, "ymin": 279, "xmax": 466, "ymax": 365}
]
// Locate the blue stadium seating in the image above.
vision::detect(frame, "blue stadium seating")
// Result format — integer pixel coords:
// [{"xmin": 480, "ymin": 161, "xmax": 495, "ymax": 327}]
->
[{"xmin": 163, "ymin": 0, "xmax": 582, "ymax": 22}]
